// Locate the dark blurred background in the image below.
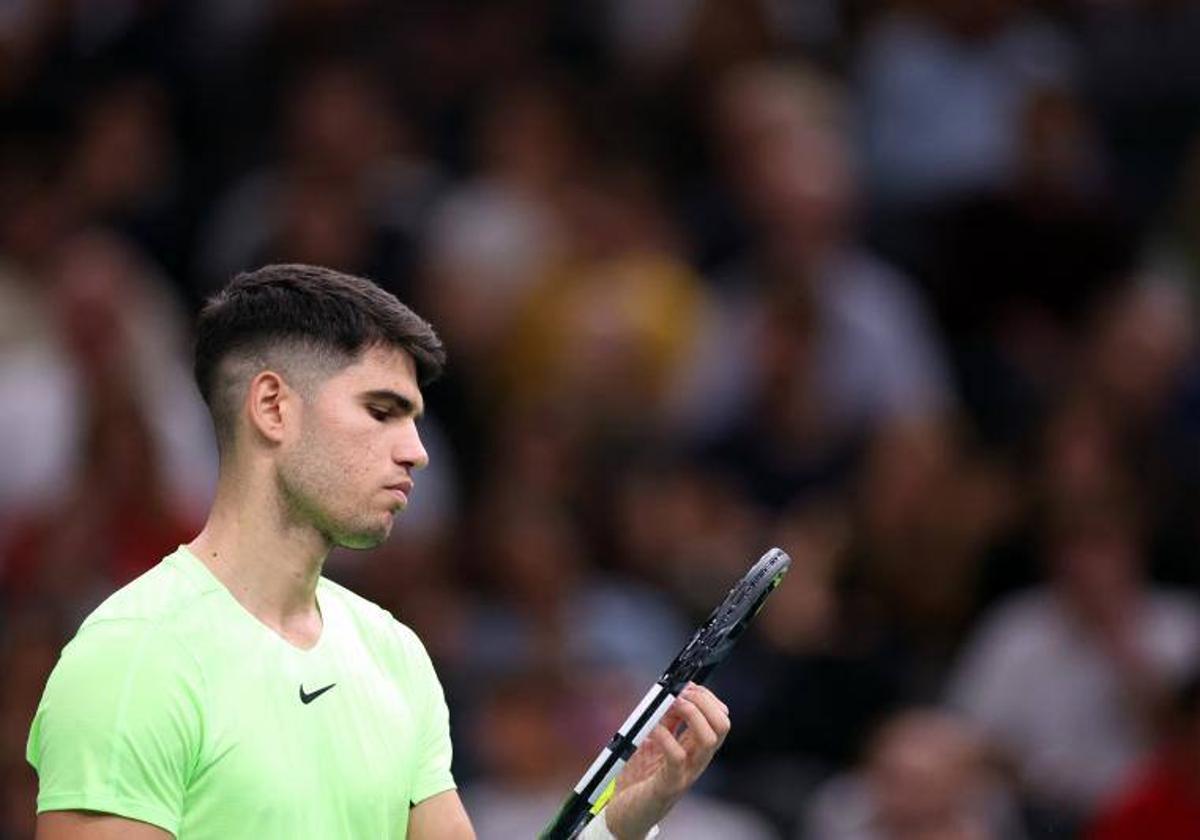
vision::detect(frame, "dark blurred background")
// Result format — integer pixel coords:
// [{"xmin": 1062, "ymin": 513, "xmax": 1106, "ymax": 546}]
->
[{"xmin": 6, "ymin": 1, "xmax": 1200, "ymax": 838}]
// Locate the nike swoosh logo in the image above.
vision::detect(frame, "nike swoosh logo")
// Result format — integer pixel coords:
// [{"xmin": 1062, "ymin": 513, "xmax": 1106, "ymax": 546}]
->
[{"xmin": 299, "ymin": 683, "xmax": 336, "ymax": 704}]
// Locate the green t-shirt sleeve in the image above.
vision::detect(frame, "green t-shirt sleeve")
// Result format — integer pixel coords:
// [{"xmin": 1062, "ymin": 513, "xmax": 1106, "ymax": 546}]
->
[
  {"xmin": 27, "ymin": 618, "xmax": 204, "ymax": 835},
  {"xmin": 400, "ymin": 625, "xmax": 456, "ymax": 805}
]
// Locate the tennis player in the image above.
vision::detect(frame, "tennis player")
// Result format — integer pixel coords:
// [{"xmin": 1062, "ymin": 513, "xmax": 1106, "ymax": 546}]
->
[{"xmin": 26, "ymin": 264, "xmax": 730, "ymax": 839}]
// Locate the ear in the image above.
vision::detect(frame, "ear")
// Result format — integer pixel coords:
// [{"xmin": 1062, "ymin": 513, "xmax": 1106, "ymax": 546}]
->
[{"xmin": 245, "ymin": 370, "xmax": 296, "ymax": 445}]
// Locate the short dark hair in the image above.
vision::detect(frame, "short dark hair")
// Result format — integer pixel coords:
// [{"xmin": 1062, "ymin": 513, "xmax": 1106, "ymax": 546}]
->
[{"xmin": 194, "ymin": 264, "xmax": 445, "ymax": 448}]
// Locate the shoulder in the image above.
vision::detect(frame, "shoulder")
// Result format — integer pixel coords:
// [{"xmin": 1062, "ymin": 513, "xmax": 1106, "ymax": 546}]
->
[
  {"xmin": 32, "ymin": 603, "xmax": 206, "ymax": 776},
  {"xmin": 1145, "ymin": 589, "xmax": 1200, "ymax": 625},
  {"xmin": 55, "ymin": 549, "xmax": 219, "ymax": 680},
  {"xmin": 82, "ymin": 547, "xmax": 222, "ymax": 631},
  {"xmin": 976, "ymin": 589, "xmax": 1058, "ymax": 635},
  {"xmin": 956, "ymin": 589, "xmax": 1061, "ymax": 668},
  {"xmin": 318, "ymin": 575, "xmax": 428, "ymax": 657},
  {"xmin": 1142, "ymin": 589, "xmax": 1200, "ymax": 670},
  {"xmin": 50, "ymin": 611, "xmax": 206, "ymax": 708}
]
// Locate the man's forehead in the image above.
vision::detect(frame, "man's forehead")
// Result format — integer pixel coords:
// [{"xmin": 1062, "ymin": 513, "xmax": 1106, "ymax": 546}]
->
[
  {"xmin": 335, "ymin": 346, "xmax": 422, "ymax": 396},
  {"xmin": 354, "ymin": 344, "xmax": 418, "ymax": 376}
]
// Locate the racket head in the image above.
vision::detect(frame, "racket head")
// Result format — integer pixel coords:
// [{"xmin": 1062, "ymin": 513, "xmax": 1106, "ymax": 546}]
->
[
  {"xmin": 660, "ymin": 547, "xmax": 791, "ymax": 692},
  {"xmin": 539, "ymin": 547, "xmax": 791, "ymax": 838}
]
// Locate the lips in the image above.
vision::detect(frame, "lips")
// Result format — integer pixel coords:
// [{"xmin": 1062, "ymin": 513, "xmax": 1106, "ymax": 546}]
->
[{"xmin": 386, "ymin": 480, "xmax": 413, "ymax": 505}]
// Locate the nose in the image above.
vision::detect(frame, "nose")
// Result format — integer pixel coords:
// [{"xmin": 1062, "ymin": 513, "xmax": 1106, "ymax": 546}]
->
[{"xmin": 394, "ymin": 419, "xmax": 429, "ymax": 471}]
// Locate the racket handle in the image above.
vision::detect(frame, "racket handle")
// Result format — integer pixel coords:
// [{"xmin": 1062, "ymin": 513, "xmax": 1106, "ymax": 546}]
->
[
  {"xmin": 540, "ymin": 683, "xmax": 677, "ymax": 838},
  {"xmin": 539, "ymin": 789, "xmax": 605, "ymax": 839}
]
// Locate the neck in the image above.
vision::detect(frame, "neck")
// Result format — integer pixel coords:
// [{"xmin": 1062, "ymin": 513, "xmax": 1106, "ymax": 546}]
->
[{"xmin": 187, "ymin": 466, "xmax": 328, "ymax": 644}]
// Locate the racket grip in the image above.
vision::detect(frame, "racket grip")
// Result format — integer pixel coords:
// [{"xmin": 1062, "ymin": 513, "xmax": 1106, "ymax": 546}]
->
[
  {"xmin": 539, "ymin": 791, "xmax": 601, "ymax": 839},
  {"xmin": 539, "ymin": 683, "xmax": 677, "ymax": 839}
]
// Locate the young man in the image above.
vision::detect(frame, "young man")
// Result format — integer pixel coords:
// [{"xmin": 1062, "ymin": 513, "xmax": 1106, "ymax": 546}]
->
[{"xmin": 27, "ymin": 264, "xmax": 731, "ymax": 839}]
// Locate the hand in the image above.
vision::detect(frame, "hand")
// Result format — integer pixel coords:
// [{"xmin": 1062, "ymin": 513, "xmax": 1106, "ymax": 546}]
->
[{"xmin": 603, "ymin": 683, "xmax": 731, "ymax": 840}]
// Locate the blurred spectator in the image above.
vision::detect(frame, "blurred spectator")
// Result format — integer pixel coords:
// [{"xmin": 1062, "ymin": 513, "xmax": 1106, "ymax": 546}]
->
[
  {"xmin": 948, "ymin": 472, "xmax": 1200, "ymax": 828},
  {"xmin": 59, "ymin": 75, "xmax": 187, "ymax": 281},
  {"xmin": 1077, "ymin": 0, "xmax": 1200, "ymax": 223},
  {"xmin": 804, "ymin": 708, "xmax": 1027, "ymax": 840},
  {"xmin": 856, "ymin": 0, "xmax": 1076, "ymax": 209},
  {"xmin": 933, "ymin": 84, "xmax": 1136, "ymax": 452},
  {"xmin": 0, "ymin": 231, "xmax": 214, "ymax": 613},
  {"xmin": 1088, "ymin": 667, "xmax": 1200, "ymax": 840},
  {"xmin": 693, "ymin": 60, "xmax": 953, "ymax": 509},
  {"xmin": 197, "ymin": 57, "xmax": 441, "ymax": 293},
  {"xmin": 0, "ymin": 609, "xmax": 62, "ymax": 839},
  {"xmin": 420, "ymin": 78, "xmax": 578, "ymax": 370},
  {"xmin": 496, "ymin": 162, "xmax": 714, "ymax": 439},
  {"xmin": 0, "ymin": 0, "xmax": 186, "ymax": 103},
  {"xmin": 0, "ymin": 152, "xmax": 76, "ymax": 528},
  {"xmin": 0, "ymin": 1, "xmax": 60, "ymax": 100},
  {"xmin": 936, "ymin": 84, "xmax": 1127, "ymax": 336},
  {"xmin": 854, "ymin": 422, "xmax": 1018, "ymax": 680},
  {"xmin": 0, "ymin": 229, "xmax": 215, "ymax": 509},
  {"xmin": 458, "ymin": 668, "xmax": 583, "ymax": 837},
  {"xmin": 607, "ymin": 458, "xmax": 770, "ymax": 615},
  {"xmin": 11, "ymin": 1, "xmax": 1200, "ymax": 836},
  {"xmin": 181, "ymin": 0, "xmax": 272, "ymax": 73},
  {"xmin": 0, "ymin": 148, "xmax": 72, "ymax": 350},
  {"xmin": 607, "ymin": 0, "xmax": 847, "ymax": 84},
  {"xmin": 706, "ymin": 503, "xmax": 908, "ymax": 834},
  {"xmin": 1083, "ymin": 279, "xmax": 1194, "ymax": 436},
  {"xmin": 969, "ymin": 262, "xmax": 1198, "ymax": 605},
  {"xmin": 1145, "ymin": 134, "xmax": 1200, "ymax": 319},
  {"xmin": 459, "ymin": 494, "xmax": 688, "ymax": 689},
  {"xmin": 607, "ymin": 0, "xmax": 774, "ymax": 81},
  {"xmin": 677, "ymin": 59, "xmax": 984, "ymax": 730},
  {"xmin": 854, "ymin": 0, "xmax": 1079, "ymax": 282}
]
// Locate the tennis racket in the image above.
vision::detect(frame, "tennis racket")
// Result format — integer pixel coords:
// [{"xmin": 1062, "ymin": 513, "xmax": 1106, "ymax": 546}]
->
[{"xmin": 539, "ymin": 547, "xmax": 792, "ymax": 839}]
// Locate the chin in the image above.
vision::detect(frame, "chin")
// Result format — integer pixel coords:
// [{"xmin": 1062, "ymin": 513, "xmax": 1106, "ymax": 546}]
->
[{"xmin": 333, "ymin": 520, "xmax": 393, "ymax": 551}]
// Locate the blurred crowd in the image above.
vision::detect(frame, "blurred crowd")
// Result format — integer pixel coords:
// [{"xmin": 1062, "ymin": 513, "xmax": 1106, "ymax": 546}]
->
[{"xmin": 5, "ymin": 0, "xmax": 1200, "ymax": 838}]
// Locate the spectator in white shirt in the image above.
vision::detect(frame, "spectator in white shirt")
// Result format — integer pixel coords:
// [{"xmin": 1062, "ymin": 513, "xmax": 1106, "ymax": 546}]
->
[{"xmin": 948, "ymin": 484, "xmax": 1200, "ymax": 824}]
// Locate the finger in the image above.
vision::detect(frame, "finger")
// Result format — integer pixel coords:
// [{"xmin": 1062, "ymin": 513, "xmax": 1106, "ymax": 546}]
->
[
  {"xmin": 657, "ymin": 701, "xmax": 686, "ymax": 737},
  {"xmin": 673, "ymin": 695, "xmax": 721, "ymax": 755},
  {"xmin": 681, "ymin": 684, "xmax": 731, "ymax": 740},
  {"xmin": 683, "ymin": 683, "xmax": 730, "ymax": 720},
  {"xmin": 687, "ymin": 682, "xmax": 728, "ymax": 715},
  {"xmin": 651, "ymin": 722, "xmax": 687, "ymax": 764},
  {"xmin": 649, "ymin": 723, "xmax": 688, "ymax": 787}
]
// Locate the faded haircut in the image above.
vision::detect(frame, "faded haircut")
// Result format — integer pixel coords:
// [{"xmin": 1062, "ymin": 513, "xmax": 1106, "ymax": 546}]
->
[{"xmin": 194, "ymin": 264, "xmax": 445, "ymax": 452}]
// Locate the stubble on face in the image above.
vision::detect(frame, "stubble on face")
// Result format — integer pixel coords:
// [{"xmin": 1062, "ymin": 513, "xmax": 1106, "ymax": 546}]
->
[
  {"xmin": 276, "ymin": 424, "xmax": 395, "ymax": 551},
  {"xmin": 274, "ymin": 347, "xmax": 418, "ymax": 550}
]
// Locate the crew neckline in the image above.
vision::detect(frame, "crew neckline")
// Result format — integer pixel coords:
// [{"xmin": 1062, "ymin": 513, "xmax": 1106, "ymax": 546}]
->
[{"xmin": 173, "ymin": 545, "xmax": 332, "ymax": 655}]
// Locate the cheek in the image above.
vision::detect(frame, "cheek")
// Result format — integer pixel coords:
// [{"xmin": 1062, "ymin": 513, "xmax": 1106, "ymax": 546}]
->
[
  {"xmin": 319, "ymin": 422, "xmax": 388, "ymax": 492},
  {"xmin": 294, "ymin": 407, "xmax": 393, "ymax": 501},
  {"xmin": 292, "ymin": 422, "xmax": 353, "ymax": 496}
]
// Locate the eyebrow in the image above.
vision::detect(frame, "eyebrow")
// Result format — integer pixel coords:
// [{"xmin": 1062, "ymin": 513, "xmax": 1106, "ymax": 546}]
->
[{"xmin": 361, "ymin": 389, "xmax": 424, "ymax": 419}]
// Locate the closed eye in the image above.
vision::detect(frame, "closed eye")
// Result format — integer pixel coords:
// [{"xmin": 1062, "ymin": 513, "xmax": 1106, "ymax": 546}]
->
[{"xmin": 360, "ymin": 389, "xmax": 423, "ymax": 421}]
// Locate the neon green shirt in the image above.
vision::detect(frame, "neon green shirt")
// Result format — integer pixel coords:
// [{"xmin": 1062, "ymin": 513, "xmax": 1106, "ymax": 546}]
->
[{"xmin": 27, "ymin": 546, "xmax": 456, "ymax": 838}]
